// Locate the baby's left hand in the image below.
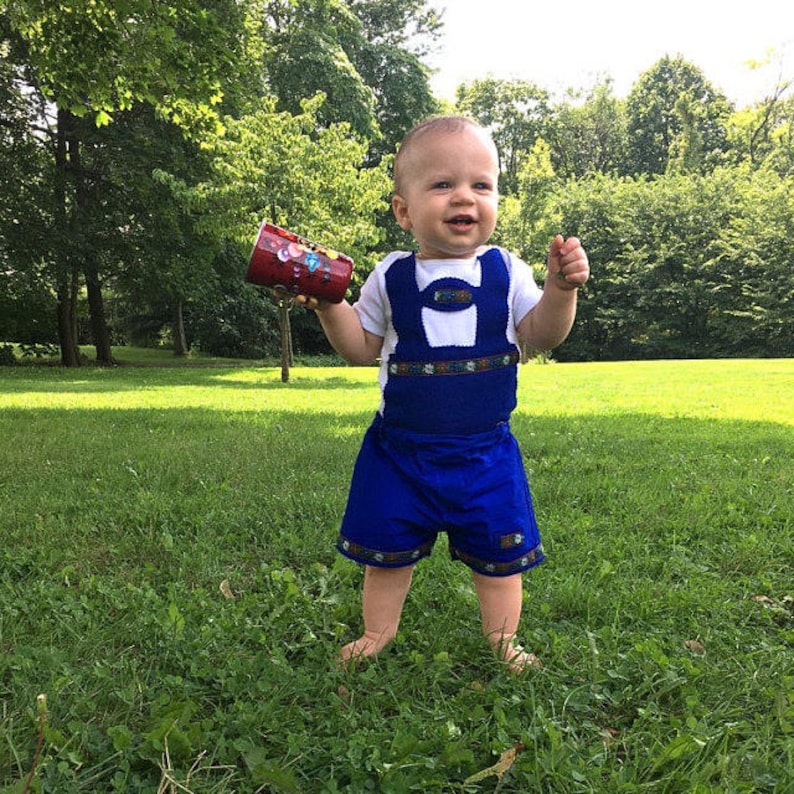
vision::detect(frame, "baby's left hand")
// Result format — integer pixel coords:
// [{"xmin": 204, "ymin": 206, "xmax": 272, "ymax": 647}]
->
[{"xmin": 548, "ymin": 234, "xmax": 589, "ymax": 290}]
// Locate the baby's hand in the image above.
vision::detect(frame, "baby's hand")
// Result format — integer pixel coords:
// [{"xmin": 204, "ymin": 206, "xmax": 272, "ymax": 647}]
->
[
  {"xmin": 272, "ymin": 288, "xmax": 329, "ymax": 312},
  {"xmin": 548, "ymin": 234, "xmax": 589, "ymax": 290}
]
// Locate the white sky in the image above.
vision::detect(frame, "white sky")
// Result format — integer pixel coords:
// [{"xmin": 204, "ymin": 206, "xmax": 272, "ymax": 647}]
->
[{"xmin": 427, "ymin": 0, "xmax": 794, "ymax": 107}]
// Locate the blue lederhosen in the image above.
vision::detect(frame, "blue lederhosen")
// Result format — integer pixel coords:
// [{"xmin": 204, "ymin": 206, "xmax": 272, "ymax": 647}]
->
[{"xmin": 337, "ymin": 249, "xmax": 544, "ymax": 576}]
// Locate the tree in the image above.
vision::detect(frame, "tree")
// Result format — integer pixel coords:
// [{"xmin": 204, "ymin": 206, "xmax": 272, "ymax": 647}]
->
[
  {"xmin": 549, "ymin": 80, "xmax": 628, "ymax": 178},
  {"xmin": 496, "ymin": 138, "xmax": 560, "ymax": 266},
  {"xmin": 455, "ymin": 78, "xmax": 552, "ymax": 195},
  {"xmin": 93, "ymin": 106, "xmax": 220, "ymax": 356},
  {"xmin": 712, "ymin": 164, "xmax": 794, "ymax": 356},
  {"xmin": 2, "ymin": 0, "xmax": 247, "ymax": 365},
  {"xmin": 257, "ymin": 0, "xmax": 379, "ymax": 139},
  {"xmin": 166, "ymin": 94, "xmax": 391, "ymax": 373},
  {"xmin": 0, "ymin": 28, "xmax": 57, "ymax": 346},
  {"xmin": 726, "ymin": 90, "xmax": 794, "ymax": 174},
  {"xmin": 344, "ymin": 0, "xmax": 441, "ymax": 160},
  {"xmin": 252, "ymin": 0, "xmax": 441, "ymax": 254},
  {"xmin": 191, "ymin": 95, "xmax": 389, "ymax": 257},
  {"xmin": 624, "ymin": 55, "xmax": 732, "ymax": 176},
  {"xmin": 551, "ymin": 166, "xmax": 792, "ymax": 361}
]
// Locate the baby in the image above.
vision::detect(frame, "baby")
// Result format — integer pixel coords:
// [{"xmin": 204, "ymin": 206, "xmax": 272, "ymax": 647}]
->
[{"xmin": 298, "ymin": 115, "xmax": 589, "ymax": 671}]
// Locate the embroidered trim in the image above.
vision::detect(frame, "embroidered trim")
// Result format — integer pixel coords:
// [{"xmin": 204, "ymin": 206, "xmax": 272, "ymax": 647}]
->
[
  {"xmin": 499, "ymin": 532, "xmax": 526, "ymax": 549},
  {"xmin": 337, "ymin": 536, "xmax": 433, "ymax": 566},
  {"xmin": 450, "ymin": 544, "xmax": 544, "ymax": 576},
  {"xmin": 434, "ymin": 288, "xmax": 472, "ymax": 305},
  {"xmin": 388, "ymin": 350, "xmax": 519, "ymax": 377}
]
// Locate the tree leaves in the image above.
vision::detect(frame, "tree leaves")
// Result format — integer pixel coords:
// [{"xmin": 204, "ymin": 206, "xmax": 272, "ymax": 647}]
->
[{"xmin": 5, "ymin": 0, "xmax": 244, "ymax": 133}]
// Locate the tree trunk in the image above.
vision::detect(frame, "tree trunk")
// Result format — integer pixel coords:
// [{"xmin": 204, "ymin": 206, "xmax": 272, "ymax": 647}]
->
[
  {"xmin": 84, "ymin": 262, "xmax": 116, "ymax": 365},
  {"xmin": 279, "ymin": 300, "xmax": 293, "ymax": 383},
  {"xmin": 56, "ymin": 279, "xmax": 80, "ymax": 367},
  {"xmin": 54, "ymin": 107, "xmax": 81, "ymax": 367},
  {"xmin": 172, "ymin": 300, "xmax": 189, "ymax": 356},
  {"xmin": 64, "ymin": 116, "xmax": 116, "ymax": 366}
]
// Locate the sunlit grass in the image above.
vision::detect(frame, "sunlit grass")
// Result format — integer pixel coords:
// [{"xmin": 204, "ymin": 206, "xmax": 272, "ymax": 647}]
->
[
  {"xmin": 2, "ymin": 357, "xmax": 791, "ymax": 424},
  {"xmin": 1, "ymin": 356, "xmax": 792, "ymax": 792}
]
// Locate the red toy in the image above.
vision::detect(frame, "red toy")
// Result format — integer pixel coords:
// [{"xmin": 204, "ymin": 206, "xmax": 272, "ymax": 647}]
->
[{"xmin": 246, "ymin": 221, "xmax": 354, "ymax": 304}]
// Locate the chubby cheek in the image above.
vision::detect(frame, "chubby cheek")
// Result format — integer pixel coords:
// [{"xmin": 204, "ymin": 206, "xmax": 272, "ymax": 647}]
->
[{"xmin": 480, "ymin": 209, "xmax": 498, "ymax": 235}]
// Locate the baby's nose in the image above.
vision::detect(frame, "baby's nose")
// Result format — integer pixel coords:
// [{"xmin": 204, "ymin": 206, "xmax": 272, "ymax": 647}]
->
[{"xmin": 452, "ymin": 186, "xmax": 475, "ymax": 204}]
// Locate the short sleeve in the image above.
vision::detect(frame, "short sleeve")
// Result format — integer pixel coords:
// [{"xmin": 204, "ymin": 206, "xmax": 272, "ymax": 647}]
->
[
  {"xmin": 508, "ymin": 251, "xmax": 543, "ymax": 325},
  {"xmin": 352, "ymin": 253, "xmax": 417, "ymax": 338}
]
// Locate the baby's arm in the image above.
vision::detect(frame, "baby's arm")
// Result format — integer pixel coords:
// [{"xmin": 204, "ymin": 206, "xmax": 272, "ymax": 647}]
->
[
  {"xmin": 293, "ymin": 294, "xmax": 383, "ymax": 365},
  {"xmin": 517, "ymin": 235, "xmax": 589, "ymax": 351}
]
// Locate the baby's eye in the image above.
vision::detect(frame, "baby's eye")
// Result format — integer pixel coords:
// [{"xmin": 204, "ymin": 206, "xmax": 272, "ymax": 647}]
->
[
  {"xmin": 432, "ymin": 180, "xmax": 452, "ymax": 190},
  {"xmin": 474, "ymin": 181, "xmax": 493, "ymax": 191}
]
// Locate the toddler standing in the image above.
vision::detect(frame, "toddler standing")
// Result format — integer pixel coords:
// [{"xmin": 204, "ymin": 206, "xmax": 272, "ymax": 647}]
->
[{"xmin": 297, "ymin": 116, "xmax": 589, "ymax": 671}]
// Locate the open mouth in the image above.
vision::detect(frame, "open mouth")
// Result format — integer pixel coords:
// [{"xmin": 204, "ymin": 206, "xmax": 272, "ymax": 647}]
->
[{"xmin": 447, "ymin": 215, "xmax": 476, "ymax": 227}]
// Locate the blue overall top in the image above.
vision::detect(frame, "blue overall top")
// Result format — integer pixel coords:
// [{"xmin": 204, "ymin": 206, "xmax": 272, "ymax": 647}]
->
[{"xmin": 382, "ymin": 248, "xmax": 520, "ymax": 435}]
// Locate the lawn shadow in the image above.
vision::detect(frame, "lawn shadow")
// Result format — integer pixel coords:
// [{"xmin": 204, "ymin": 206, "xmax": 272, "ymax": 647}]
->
[{"xmin": 0, "ymin": 365, "xmax": 380, "ymax": 395}]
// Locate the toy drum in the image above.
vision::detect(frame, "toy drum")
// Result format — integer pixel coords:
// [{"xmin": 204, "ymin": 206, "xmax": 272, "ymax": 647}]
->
[{"xmin": 246, "ymin": 221, "xmax": 354, "ymax": 304}]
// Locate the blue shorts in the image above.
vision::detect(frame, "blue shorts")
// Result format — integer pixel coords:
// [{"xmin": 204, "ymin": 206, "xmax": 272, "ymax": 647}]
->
[{"xmin": 336, "ymin": 415, "xmax": 544, "ymax": 577}]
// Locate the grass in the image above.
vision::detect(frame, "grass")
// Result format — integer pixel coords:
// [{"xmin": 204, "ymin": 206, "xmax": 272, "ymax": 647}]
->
[{"xmin": 1, "ymin": 355, "xmax": 792, "ymax": 793}]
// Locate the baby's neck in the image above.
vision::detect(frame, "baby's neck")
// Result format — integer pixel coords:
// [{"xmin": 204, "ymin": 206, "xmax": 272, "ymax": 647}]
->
[{"xmin": 416, "ymin": 251, "xmax": 480, "ymax": 262}]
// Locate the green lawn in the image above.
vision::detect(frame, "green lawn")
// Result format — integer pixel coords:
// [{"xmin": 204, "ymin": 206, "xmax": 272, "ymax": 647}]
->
[{"xmin": 1, "ymin": 357, "xmax": 792, "ymax": 792}]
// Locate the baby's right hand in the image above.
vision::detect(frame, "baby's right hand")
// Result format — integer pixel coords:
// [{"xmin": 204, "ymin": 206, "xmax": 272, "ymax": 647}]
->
[
  {"xmin": 296, "ymin": 294, "xmax": 329, "ymax": 312},
  {"xmin": 272, "ymin": 287, "xmax": 328, "ymax": 312}
]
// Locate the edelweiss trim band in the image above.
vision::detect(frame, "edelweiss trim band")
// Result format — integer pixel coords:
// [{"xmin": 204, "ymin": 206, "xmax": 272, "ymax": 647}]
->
[{"xmin": 388, "ymin": 349, "xmax": 520, "ymax": 377}]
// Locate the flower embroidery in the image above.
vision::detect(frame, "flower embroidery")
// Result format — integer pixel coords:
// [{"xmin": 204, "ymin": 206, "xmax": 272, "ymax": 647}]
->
[
  {"xmin": 499, "ymin": 532, "xmax": 525, "ymax": 549},
  {"xmin": 337, "ymin": 536, "xmax": 433, "ymax": 566},
  {"xmin": 450, "ymin": 544, "xmax": 544, "ymax": 575},
  {"xmin": 388, "ymin": 350, "xmax": 519, "ymax": 377}
]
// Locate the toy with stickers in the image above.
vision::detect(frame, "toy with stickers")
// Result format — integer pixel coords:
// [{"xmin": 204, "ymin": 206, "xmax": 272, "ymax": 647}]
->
[{"xmin": 246, "ymin": 221, "xmax": 354, "ymax": 304}]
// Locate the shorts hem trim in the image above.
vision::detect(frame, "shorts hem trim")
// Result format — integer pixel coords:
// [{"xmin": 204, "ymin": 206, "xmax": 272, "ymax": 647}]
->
[
  {"xmin": 336, "ymin": 535, "xmax": 434, "ymax": 568},
  {"xmin": 450, "ymin": 544, "xmax": 545, "ymax": 576}
]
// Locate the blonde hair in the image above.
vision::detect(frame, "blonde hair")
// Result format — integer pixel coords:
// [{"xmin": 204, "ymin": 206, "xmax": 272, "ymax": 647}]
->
[{"xmin": 393, "ymin": 115, "xmax": 491, "ymax": 195}]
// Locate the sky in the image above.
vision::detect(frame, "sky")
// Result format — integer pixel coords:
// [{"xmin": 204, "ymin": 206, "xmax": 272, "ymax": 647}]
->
[{"xmin": 426, "ymin": 0, "xmax": 794, "ymax": 108}]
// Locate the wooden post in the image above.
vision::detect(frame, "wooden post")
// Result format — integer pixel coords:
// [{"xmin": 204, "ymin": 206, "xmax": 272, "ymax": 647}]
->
[{"xmin": 279, "ymin": 299, "xmax": 292, "ymax": 383}]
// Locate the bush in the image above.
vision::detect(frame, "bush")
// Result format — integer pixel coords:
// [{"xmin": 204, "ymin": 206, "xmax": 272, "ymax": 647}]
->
[{"xmin": 0, "ymin": 345, "xmax": 18, "ymax": 366}]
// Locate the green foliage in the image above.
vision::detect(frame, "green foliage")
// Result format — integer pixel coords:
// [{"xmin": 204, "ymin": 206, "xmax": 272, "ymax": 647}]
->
[
  {"xmin": 0, "ymin": 359, "xmax": 792, "ymax": 791},
  {"xmin": 711, "ymin": 163, "xmax": 794, "ymax": 355},
  {"xmin": 0, "ymin": 39, "xmax": 54, "ymax": 315},
  {"xmin": 0, "ymin": 265, "xmax": 58, "ymax": 345},
  {"xmin": 344, "ymin": 0, "xmax": 441, "ymax": 161},
  {"xmin": 0, "ymin": 344, "xmax": 17, "ymax": 365},
  {"xmin": 257, "ymin": 0, "xmax": 441, "ymax": 155},
  {"xmin": 456, "ymin": 78, "xmax": 552, "ymax": 194},
  {"xmin": 4, "ymin": 0, "xmax": 244, "ymax": 132},
  {"xmin": 260, "ymin": 0, "xmax": 379, "ymax": 139},
  {"xmin": 190, "ymin": 94, "xmax": 391, "ymax": 276},
  {"xmin": 549, "ymin": 80, "xmax": 628, "ymax": 178},
  {"xmin": 726, "ymin": 93, "xmax": 794, "ymax": 174},
  {"xmin": 186, "ymin": 240, "xmax": 283, "ymax": 358},
  {"xmin": 541, "ymin": 167, "xmax": 794, "ymax": 361},
  {"xmin": 496, "ymin": 138, "xmax": 561, "ymax": 264},
  {"xmin": 624, "ymin": 55, "xmax": 733, "ymax": 176}
]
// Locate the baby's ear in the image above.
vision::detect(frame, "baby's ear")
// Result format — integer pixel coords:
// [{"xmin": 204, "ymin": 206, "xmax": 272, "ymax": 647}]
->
[{"xmin": 391, "ymin": 194, "xmax": 412, "ymax": 230}]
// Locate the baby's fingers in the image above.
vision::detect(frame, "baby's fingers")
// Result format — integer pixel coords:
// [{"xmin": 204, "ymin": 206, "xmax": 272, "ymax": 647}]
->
[
  {"xmin": 555, "ymin": 243, "xmax": 590, "ymax": 288},
  {"xmin": 272, "ymin": 288, "xmax": 322, "ymax": 310}
]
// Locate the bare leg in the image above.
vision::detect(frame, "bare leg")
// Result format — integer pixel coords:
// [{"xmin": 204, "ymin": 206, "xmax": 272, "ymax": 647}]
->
[
  {"xmin": 340, "ymin": 564, "xmax": 415, "ymax": 664},
  {"xmin": 472, "ymin": 571, "xmax": 541, "ymax": 672}
]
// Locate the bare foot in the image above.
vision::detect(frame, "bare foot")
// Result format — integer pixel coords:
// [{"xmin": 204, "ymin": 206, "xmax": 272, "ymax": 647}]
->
[
  {"xmin": 500, "ymin": 643, "xmax": 542, "ymax": 674},
  {"xmin": 338, "ymin": 631, "xmax": 392, "ymax": 668}
]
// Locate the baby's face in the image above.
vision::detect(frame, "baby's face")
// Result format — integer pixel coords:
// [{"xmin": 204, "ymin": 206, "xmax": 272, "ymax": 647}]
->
[{"xmin": 392, "ymin": 126, "xmax": 499, "ymax": 260}]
